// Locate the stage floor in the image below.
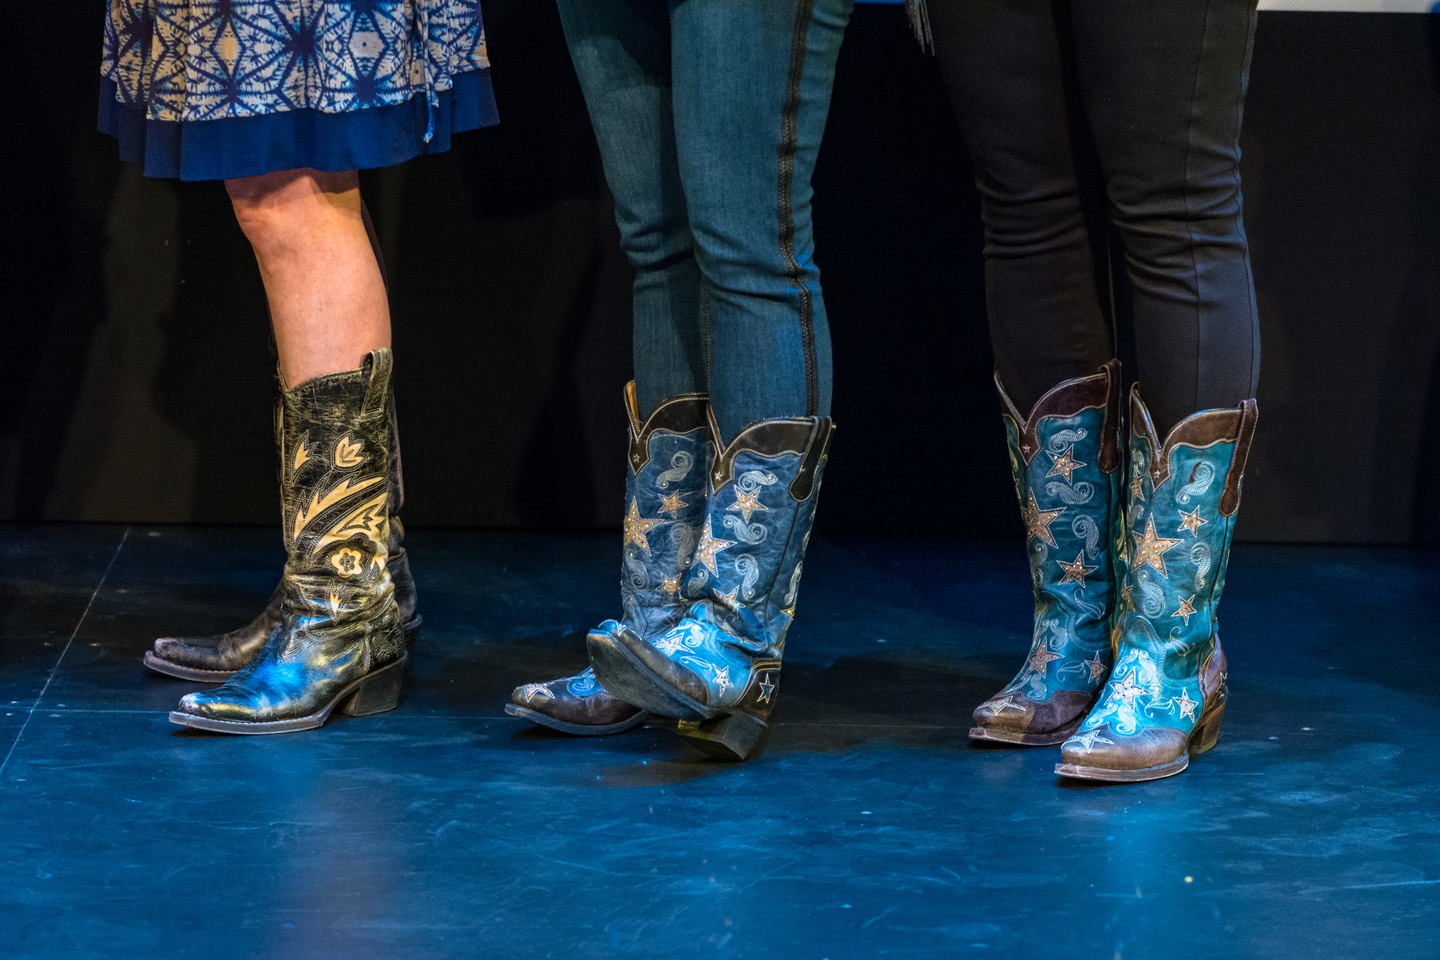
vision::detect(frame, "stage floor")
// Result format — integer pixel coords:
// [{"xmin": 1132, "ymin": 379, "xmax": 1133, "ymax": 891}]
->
[{"xmin": 0, "ymin": 525, "xmax": 1436, "ymax": 959}]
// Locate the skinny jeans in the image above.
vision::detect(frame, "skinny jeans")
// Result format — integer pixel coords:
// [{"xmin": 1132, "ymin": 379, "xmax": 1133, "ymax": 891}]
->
[
  {"xmin": 555, "ymin": 0, "xmax": 852, "ymax": 441},
  {"xmin": 929, "ymin": 0, "xmax": 1262, "ymax": 433}
]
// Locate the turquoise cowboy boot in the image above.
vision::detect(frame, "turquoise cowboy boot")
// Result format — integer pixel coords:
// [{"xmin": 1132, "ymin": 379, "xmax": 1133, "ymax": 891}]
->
[
  {"xmin": 169, "ymin": 350, "xmax": 407, "ymax": 734},
  {"xmin": 1056, "ymin": 387, "xmax": 1258, "ymax": 782},
  {"xmin": 971, "ymin": 361, "xmax": 1125, "ymax": 745},
  {"xmin": 506, "ymin": 384, "xmax": 710, "ymax": 735},
  {"xmin": 587, "ymin": 410, "xmax": 834, "ymax": 761}
]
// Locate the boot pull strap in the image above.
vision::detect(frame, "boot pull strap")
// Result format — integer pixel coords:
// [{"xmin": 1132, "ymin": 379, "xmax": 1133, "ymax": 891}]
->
[
  {"xmin": 1219, "ymin": 399, "xmax": 1259, "ymax": 517},
  {"xmin": 362, "ymin": 349, "xmax": 393, "ymax": 417}
]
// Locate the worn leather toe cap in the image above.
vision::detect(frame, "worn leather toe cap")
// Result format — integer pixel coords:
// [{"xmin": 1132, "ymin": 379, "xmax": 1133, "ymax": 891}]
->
[{"xmin": 1060, "ymin": 724, "xmax": 1187, "ymax": 770}]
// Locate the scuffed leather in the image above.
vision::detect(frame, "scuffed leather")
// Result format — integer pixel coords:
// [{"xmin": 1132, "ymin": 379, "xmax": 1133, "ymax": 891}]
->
[
  {"xmin": 509, "ymin": 385, "xmax": 709, "ymax": 724},
  {"xmin": 1061, "ymin": 387, "xmax": 1256, "ymax": 770},
  {"xmin": 597, "ymin": 413, "xmax": 833, "ymax": 717},
  {"xmin": 176, "ymin": 350, "xmax": 403, "ymax": 724},
  {"xmin": 150, "ymin": 395, "xmax": 417, "ymax": 676},
  {"xmin": 973, "ymin": 362, "xmax": 1123, "ymax": 739},
  {"xmin": 511, "ymin": 667, "xmax": 643, "ymax": 726}
]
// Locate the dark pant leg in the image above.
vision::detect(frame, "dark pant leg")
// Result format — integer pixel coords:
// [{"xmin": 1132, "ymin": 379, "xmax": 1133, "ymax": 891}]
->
[
  {"xmin": 669, "ymin": 0, "xmax": 851, "ymax": 442},
  {"xmin": 1071, "ymin": 0, "xmax": 1261, "ymax": 433},
  {"xmin": 555, "ymin": 0, "xmax": 706, "ymax": 418},
  {"xmin": 928, "ymin": 0, "xmax": 1113, "ymax": 412}
]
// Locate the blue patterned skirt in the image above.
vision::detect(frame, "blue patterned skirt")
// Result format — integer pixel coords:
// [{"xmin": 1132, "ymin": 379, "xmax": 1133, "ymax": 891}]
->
[{"xmin": 99, "ymin": 0, "xmax": 498, "ymax": 180}]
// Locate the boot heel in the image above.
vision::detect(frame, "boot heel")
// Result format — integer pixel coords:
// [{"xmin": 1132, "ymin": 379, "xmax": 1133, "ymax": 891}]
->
[
  {"xmin": 340, "ymin": 660, "xmax": 404, "ymax": 717},
  {"xmin": 677, "ymin": 710, "xmax": 769, "ymax": 762},
  {"xmin": 1189, "ymin": 699, "xmax": 1225, "ymax": 756}
]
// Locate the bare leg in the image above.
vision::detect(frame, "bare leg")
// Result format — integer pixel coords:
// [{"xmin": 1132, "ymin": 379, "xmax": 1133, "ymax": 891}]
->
[{"xmin": 226, "ymin": 168, "xmax": 390, "ymax": 387}]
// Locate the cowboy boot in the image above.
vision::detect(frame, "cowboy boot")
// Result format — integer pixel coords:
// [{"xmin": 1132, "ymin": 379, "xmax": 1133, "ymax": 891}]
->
[
  {"xmin": 144, "ymin": 394, "xmax": 421, "ymax": 681},
  {"xmin": 507, "ymin": 384, "xmax": 709, "ymax": 735},
  {"xmin": 588, "ymin": 409, "xmax": 834, "ymax": 761},
  {"xmin": 169, "ymin": 350, "xmax": 407, "ymax": 733},
  {"xmin": 971, "ymin": 361, "xmax": 1125, "ymax": 745},
  {"xmin": 1056, "ymin": 387, "xmax": 1257, "ymax": 782}
]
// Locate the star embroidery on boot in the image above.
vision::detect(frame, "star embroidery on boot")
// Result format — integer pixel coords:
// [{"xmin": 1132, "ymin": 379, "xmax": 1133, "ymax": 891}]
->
[
  {"xmin": 658, "ymin": 491, "xmax": 688, "ymax": 516},
  {"xmin": 1130, "ymin": 471, "xmax": 1146, "ymax": 504},
  {"xmin": 653, "ymin": 632, "xmax": 686, "ymax": 656},
  {"xmin": 1173, "ymin": 688, "xmax": 1199, "ymax": 720},
  {"xmin": 1132, "ymin": 516, "xmax": 1183, "ymax": 577},
  {"xmin": 1110, "ymin": 669, "xmax": 1147, "ymax": 708},
  {"xmin": 1022, "ymin": 492, "xmax": 1065, "ymax": 547},
  {"xmin": 711, "ymin": 665, "xmax": 732, "ymax": 695},
  {"xmin": 1028, "ymin": 646, "xmax": 1063, "ymax": 676},
  {"xmin": 716, "ymin": 586, "xmax": 741, "ymax": 609},
  {"xmin": 1178, "ymin": 507, "xmax": 1207, "ymax": 536},
  {"xmin": 1058, "ymin": 552, "xmax": 1097, "ymax": 586},
  {"xmin": 1046, "ymin": 444, "xmax": 1086, "ymax": 483},
  {"xmin": 1085, "ymin": 650, "xmax": 1108, "ymax": 682},
  {"xmin": 693, "ymin": 517, "xmax": 735, "ymax": 575},
  {"xmin": 758, "ymin": 674, "xmax": 776, "ymax": 703},
  {"xmin": 1172, "ymin": 594, "xmax": 1197, "ymax": 625},
  {"xmin": 623, "ymin": 499, "xmax": 663, "ymax": 554},
  {"xmin": 659, "ymin": 574, "xmax": 682, "ymax": 595},
  {"xmin": 986, "ymin": 695, "xmax": 1025, "ymax": 714},
  {"xmin": 780, "ymin": 605, "xmax": 796, "ymax": 620},
  {"xmin": 520, "ymin": 683, "xmax": 554, "ymax": 703},
  {"xmin": 1070, "ymin": 729, "xmax": 1114, "ymax": 751},
  {"xmin": 729, "ymin": 489, "xmax": 767, "ymax": 523}
]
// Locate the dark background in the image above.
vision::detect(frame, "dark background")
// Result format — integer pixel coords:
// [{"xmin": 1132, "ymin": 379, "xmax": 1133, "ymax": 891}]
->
[{"xmin": 5, "ymin": 5, "xmax": 1440, "ymax": 544}]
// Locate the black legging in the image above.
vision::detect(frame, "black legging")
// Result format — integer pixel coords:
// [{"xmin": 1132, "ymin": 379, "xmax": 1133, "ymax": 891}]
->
[{"xmin": 929, "ymin": 0, "xmax": 1261, "ymax": 434}]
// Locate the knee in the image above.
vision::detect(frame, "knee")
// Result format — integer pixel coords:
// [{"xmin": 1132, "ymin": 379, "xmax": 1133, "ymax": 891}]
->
[{"xmin": 225, "ymin": 168, "xmax": 357, "ymax": 257}]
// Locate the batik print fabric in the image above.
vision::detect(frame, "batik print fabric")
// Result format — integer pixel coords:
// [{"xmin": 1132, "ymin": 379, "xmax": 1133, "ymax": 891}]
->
[{"xmin": 102, "ymin": 0, "xmax": 490, "ymax": 123}]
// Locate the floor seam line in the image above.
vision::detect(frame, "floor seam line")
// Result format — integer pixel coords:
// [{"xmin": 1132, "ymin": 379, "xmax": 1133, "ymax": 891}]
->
[{"xmin": 0, "ymin": 526, "xmax": 131, "ymax": 780}]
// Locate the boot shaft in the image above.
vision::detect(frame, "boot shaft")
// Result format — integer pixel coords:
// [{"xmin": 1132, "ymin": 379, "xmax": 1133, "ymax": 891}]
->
[
  {"xmin": 684, "ymin": 408, "xmax": 834, "ymax": 657},
  {"xmin": 619, "ymin": 383, "xmax": 712, "ymax": 636},
  {"xmin": 276, "ymin": 351, "xmax": 397, "ymax": 630},
  {"xmin": 1118, "ymin": 388, "xmax": 1258, "ymax": 676},
  {"xmin": 995, "ymin": 361, "xmax": 1125, "ymax": 697}
]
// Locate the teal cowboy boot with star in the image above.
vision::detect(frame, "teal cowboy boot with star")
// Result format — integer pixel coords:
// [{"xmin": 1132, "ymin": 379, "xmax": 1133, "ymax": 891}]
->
[
  {"xmin": 1057, "ymin": 386, "xmax": 1258, "ymax": 782},
  {"xmin": 507, "ymin": 383, "xmax": 710, "ymax": 735},
  {"xmin": 588, "ymin": 410, "xmax": 834, "ymax": 761},
  {"xmin": 972, "ymin": 361, "xmax": 1125, "ymax": 745}
]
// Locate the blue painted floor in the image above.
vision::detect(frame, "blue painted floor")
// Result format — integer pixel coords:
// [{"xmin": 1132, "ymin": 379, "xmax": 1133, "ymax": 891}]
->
[{"xmin": 1, "ymin": 524, "xmax": 1437, "ymax": 959}]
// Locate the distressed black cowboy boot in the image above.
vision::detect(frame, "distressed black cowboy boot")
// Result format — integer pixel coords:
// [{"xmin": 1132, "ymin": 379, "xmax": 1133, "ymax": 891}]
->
[
  {"xmin": 1056, "ymin": 387, "xmax": 1257, "ymax": 782},
  {"xmin": 971, "ymin": 361, "xmax": 1124, "ymax": 745},
  {"xmin": 169, "ymin": 350, "xmax": 407, "ymax": 734},
  {"xmin": 588, "ymin": 409, "xmax": 834, "ymax": 761},
  {"xmin": 144, "ymin": 395, "xmax": 421, "ymax": 682},
  {"xmin": 507, "ymin": 384, "xmax": 708, "ymax": 735}
]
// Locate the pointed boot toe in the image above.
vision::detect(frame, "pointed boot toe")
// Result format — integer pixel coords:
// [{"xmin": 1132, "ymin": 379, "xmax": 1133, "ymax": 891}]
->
[{"xmin": 505, "ymin": 667, "xmax": 650, "ymax": 736}]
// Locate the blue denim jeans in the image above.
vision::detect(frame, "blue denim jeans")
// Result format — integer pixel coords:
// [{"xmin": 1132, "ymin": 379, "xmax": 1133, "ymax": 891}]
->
[{"xmin": 555, "ymin": 0, "xmax": 852, "ymax": 442}]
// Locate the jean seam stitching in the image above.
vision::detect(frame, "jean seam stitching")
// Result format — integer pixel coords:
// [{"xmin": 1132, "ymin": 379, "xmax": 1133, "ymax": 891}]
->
[{"xmin": 780, "ymin": 0, "xmax": 820, "ymax": 417}]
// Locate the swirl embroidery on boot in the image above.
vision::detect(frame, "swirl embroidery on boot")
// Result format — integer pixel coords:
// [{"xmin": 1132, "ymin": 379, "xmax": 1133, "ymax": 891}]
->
[
  {"xmin": 623, "ymin": 546, "xmax": 649, "ymax": 590},
  {"xmin": 734, "ymin": 554, "xmax": 761, "ymax": 600},
  {"xmin": 1190, "ymin": 542, "xmax": 1212, "ymax": 589},
  {"xmin": 1177, "ymin": 462, "xmax": 1217, "ymax": 503},
  {"xmin": 656, "ymin": 450, "xmax": 694, "ymax": 488},
  {"xmin": 1045, "ymin": 479, "xmax": 1095, "ymax": 504},
  {"xmin": 1071, "ymin": 515, "xmax": 1103, "ymax": 558},
  {"xmin": 671, "ymin": 523, "xmax": 697, "ymax": 566},
  {"xmin": 722, "ymin": 515, "xmax": 768, "ymax": 544}
]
